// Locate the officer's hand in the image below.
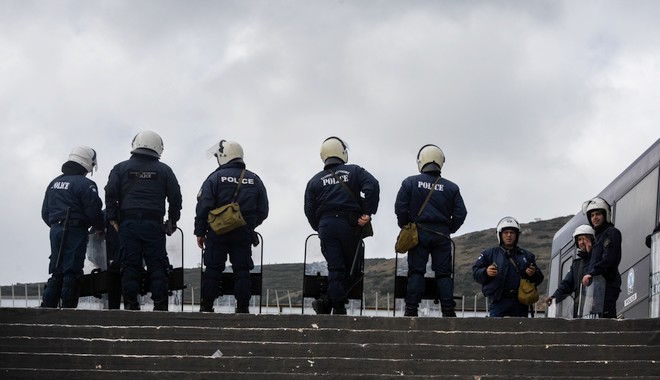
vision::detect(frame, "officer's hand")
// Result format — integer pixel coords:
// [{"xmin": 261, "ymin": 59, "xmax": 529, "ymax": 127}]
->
[
  {"xmin": 582, "ymin": 274, "xmax": 592, "ymax": 287},
  {"xmin": 196, "ymin": 236, "xmax": 206, "ymax": 249},
  {"xmin": 525, "ymin": 263, "xmax": 536, "ymax": 276},
  {"xmin": 544, "ymin": 296, "xmax": 554, "ymax": 306},
  {"xmin": 486, "ymin": 263, "xmax": 498, "ymax": 277},
  {"xmin": 357, "ymin": 214, "xmax": 371, "ymax": 227},
  {"xmin": 95, "ymin": 229, "xmax": 106, "ymax": 239},
  {"xmin": 252, "ymin": 232, "xmax": 260, "ymax": 247},
  {"xmin": 110, "ymin": 220, "xmax": 119, "ymax": 232},
  {"xmin": 584, "ymin": 239, "xmax": 593, "ymax": 252}
]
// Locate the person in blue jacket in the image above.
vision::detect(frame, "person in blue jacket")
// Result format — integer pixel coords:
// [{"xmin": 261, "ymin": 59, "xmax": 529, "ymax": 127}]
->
[
  {"xmin": 304, "ymin": 137, "xmax": 380, "ymax": 315},
  {"xmin": 195, "ymin": 140, "xmax": 269, "ymax": 314},
  {"xmin": 395, "ymin": 144, "xmax": 467, "ymax": 317},
  {"xmin": 41, "ymin": 146, "xmax": 105, "ymax": 308},
  {"xmin": 472, "ymin": 216, "xmax": 544, "ymax": 317},
  {"xmin": 105, "ymin": 131, "xmax": 182, "ymax": 311},
  {"xmin": 545, "ymin": 224, "xmax": 594, "ymax": 317},
  {"xmin": 580, "ymin": 197, "xmax": 622, "ymax": 319}
]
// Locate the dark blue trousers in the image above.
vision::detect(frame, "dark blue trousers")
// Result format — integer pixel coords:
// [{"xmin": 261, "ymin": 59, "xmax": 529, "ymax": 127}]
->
[
  {"xmin": 489, "ymin": 297, "xmax": 529, "ymax": 317},
  {"xmin": 119, "ymin": 219, "xmax": 169, "ymax": 305},
  {"xmin": 318, "ymin": 216, "xmax": 361, "ymax": 307},
  {"xmin": 405, "ymin": 229, "xmax": 455, "ymax": 311},
  {"xmin": 42, "ymin": 225, "xmax": 89, "ymax": 308},
  {"xmin": 202, "ymin": 227, "xmax": 254, "ymax": 306}
]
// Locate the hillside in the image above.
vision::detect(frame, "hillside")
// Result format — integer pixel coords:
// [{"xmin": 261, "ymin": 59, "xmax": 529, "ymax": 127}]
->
[{"xmin": 2, "ymin": 216, "xmax": 573, "ymax": 308}]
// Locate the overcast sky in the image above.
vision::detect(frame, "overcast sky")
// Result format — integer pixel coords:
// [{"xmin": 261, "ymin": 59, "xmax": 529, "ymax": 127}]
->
[{"xmin": 1, "ymin": 1, "xmax": 659, "ymax": 285}]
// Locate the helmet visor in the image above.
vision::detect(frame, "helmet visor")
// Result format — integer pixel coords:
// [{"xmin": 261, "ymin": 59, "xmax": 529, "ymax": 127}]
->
[
  {"xmin": 91, "ymin": 149, "xmax": 98, "ymax": 172},
  {"xmin": 205, "ymin": 140, "xmax": 225, "ymax": 160}
]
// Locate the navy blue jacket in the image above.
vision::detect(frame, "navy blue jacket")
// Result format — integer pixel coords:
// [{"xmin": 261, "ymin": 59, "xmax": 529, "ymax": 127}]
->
[
  {"xmin": 104, "ymin": 154, "xmax": 182, "ymax": 223},
  {"xmin": 472, "ymin": 245, "xmax": 544, "ymax": 301},
  {"xmin": 194, "ymin": 161, "xmax": 269, "ymax": 236},
  {"xmin": 587, "ymin": 223, "xmax": 622, "ymax": 280},
  {"xmin": 41, "ymin": 162, "xmax": 104, "ymax": 230},
  {"xmin": 304, "ymin": 163, "xmax": 380, "ymax": 231},
  {"xmin": 394, "ymin": 172, "xmax": 467, "ymax": 235},
  {"xmin": 552, "ymin": 250, "xmax": 590, "ymax": 303}
]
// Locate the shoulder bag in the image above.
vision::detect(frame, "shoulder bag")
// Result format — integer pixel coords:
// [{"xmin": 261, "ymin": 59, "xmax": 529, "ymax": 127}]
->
[
  {"xmin": 507, "ymin": 255, "xmax": 540, "ymax": 306},
  {"xmin": 207, "ymin": 170, "xmax": 247, "ymax": 235},
  {"xmin": 394, "ymin": 175, "xmax": 441, "ymax": 253}
]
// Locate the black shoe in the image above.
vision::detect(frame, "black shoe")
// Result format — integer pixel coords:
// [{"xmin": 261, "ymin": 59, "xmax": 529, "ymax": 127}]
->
[
  {"xmin": 332, "ymin": 305, "xmax": 347, "ymax": 315},
  {"xmin": 312, "ymin": 295, "xmax": 331, "ymax": 315},
  {"xmin": 200, "ymin": 298, "xmax": 214, "ymax": 312},
  {"xmin": 124, "ymin": 301, "xmax": 140, "ymax": 311},
  {"xmin": 200, "ymin": 304, "xmax": 214, "ymax": 312},
  {"xmin": 442, "ymin": 310, "xmax": 457, "ymax": 318},
  {"xmin": 235, "ymin": 305, "xmax": 250, "ymax": 314},
  {"xmin": 153, "ymin": 297, "xmax": 168, "ymax": 311},
  {"xmin": 153, "ymin": 303, "xmax": 168, "ymax": 311},
  {"xmin": 404, "ymin": 305, "xmax": 418, "ymax": 317}
]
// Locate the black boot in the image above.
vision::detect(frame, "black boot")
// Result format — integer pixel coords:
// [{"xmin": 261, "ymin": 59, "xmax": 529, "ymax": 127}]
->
[
  {"xmin": 332, "ymin": 304, "xmax": 347, "ymax": 315},
  {"xmin": 153, "ymin": 297, "xmax": 168, "ymax": 311},
  {"xmin": 235, "ymin": 303, "xmax": 250, "ymax": 314},
  {"xmin": 442, "ymin": 309, "xmax": 457, "ymax": 318},
  {"xmin": 199, "ymin": 297, "xmax": 215, "ymax": 312},
  {"xmin": 124, "ymin": 299, "xmax": 140, "ymax": 311},
  {"xmin": 312, "ymin": 294, "xmax": 331, "ymax": 315},
  {"xmin": 404, "ymin": 304, "xmax": 418, "ymax": 317}
]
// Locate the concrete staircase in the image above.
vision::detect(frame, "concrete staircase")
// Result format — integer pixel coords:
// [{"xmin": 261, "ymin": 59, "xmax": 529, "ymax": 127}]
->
[{"xmin": 1, "ymin": 307, "xmax": 659, "ymax": 379}]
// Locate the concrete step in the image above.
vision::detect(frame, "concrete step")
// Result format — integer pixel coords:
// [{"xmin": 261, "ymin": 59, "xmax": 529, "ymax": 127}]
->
[
  {"xmin": 3, "ymin": 335, "xmax": 659, "ymax": 361},
  {"xmin": 1, "ymin": 329, "xmax": 659, "ymax": 359},
  {"xmin": 1, "ymin": 308, "xmax": 659, "ymax": 379},
  {"xmin": 1, "ymin": 351, "xmax": 658, "ymax": 377},
  {"xmin": 2, "ymin": 322, "xmax": 657, "ymax": 346},
  {"xmin": 2, "ymin": 307, "xmax": 660, "ymax": 332}
]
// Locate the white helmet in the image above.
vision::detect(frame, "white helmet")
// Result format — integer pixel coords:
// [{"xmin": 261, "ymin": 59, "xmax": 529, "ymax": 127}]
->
[
  {"xmin": 131, "ymin": 130, "xmax": 164, "ymax": 158},
  {"xmin": 320, "ymin": 137, "xmax": 348, "ymax": 165},
  {"xmin": 572, "ymin": 224, "xmax": 595, "ymax": 248},
  {"xmin": 206, "ymin": 140, "xmax": 244, "ymax": 166},
  {"xmin": 581, "ymin": 197, "xmax": 612, "ymax": 224},
  {"xmin": 68, "ymin": 145, "xmax": 98, "ymax": 174},
  {"xmin": 496, "ymin": 216, "xmax": 521, "ymax": 245},
  {"xmin": 417, "ymin": 144, "xmax": 445, "ymax": 173}
]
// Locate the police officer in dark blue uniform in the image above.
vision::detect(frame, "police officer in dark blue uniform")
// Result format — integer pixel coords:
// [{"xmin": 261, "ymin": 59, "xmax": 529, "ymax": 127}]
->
[
  {"xmin": 304, "ymin": 137, "xmax": 380, "ymax": 315},
  {"xmin": 41, "ymin": 146, "xmax": 105, "ymax": 308},
  {"xmin": 545, "ymin": 224, "xmax": 595, "ymax": 317},
  {"xmin": 472, "ymin": 217, "xmax": 544, "ymax": 317},
  {"xmin": 580, "ymin": 197, "xmax": 622, "ymax": 318},
  {"xmin": 395, "ymin": 144, "xmax": 467, "ymax": 317},
  {"xmin": 195, "ymin": 140, "xmax": 269, "ymax": 314},
  {"xmin": 105, "ymin": 131, "xmax": 182, "ymax": 311}
]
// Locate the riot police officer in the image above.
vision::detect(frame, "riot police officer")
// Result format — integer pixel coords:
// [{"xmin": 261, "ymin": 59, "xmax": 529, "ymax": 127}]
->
[
  {"xmin": 395, "ymin": 144, "xmax": 467, "ymax": 317},
  {"xmin": 472, "ymin": 217, "xmax": 544, "ymax": 317},
  {"xmin": 545, "ymin": 224, "xmax": 595, "ymax": 317},
  {"xmin": 41, "ymin": 146, "xmax": 105, "ymax": 308},
  {"xmin": 304, "ymin": 137, "xmax": 380, "ymax": 315},
  {"xmin": 581, "ymin": 197, "xmax": 622, "ymax": 318},
  {"xmin": 105, "ymin": 131, "xmax": 182, "ymax": 311},
  {"xmin": 195, "ymin": 140, "xmax": 269, "ymax": 313}
]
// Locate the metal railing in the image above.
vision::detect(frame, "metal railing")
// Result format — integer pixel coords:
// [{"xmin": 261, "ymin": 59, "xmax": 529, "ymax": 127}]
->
[{"xmin": 0, "ymin": 282, "xmax": 501, "ymax": 317}]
